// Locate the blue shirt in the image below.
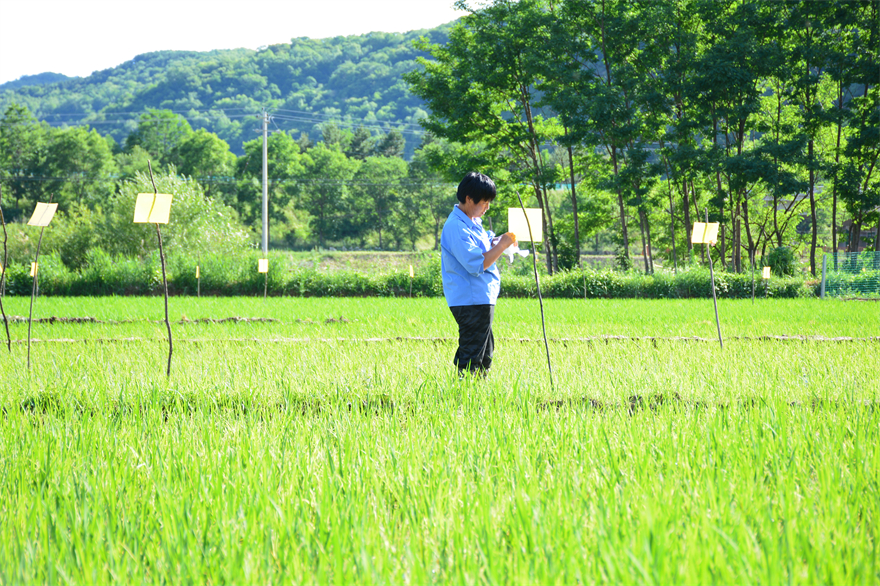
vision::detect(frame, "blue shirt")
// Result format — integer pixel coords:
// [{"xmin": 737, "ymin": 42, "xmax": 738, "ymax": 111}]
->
[{"xmin": 440, "ymin": 205, "xmax": 500, "ymax": 307}]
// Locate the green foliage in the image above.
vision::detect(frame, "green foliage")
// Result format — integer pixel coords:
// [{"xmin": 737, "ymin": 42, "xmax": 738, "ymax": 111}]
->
[
  {"xmin": 0, "ymin": 27, "xmax": 451, "ymax": 157},
  {"xmin": 0, "ymin": 296, "xmax": 876, "ymax": 583},
  {"xmin": 235, "ymin": 132, "xmax": 305, "ymax": 225},
  {"xmin": 124, "ymin": 109, "xmax": 193, "ymax": 168},
  {"xmin": 762, "ymin": 246, "xmax": 799, "ymax": 276},
  {"xmin": 0, "ymin": 251, "xmax": 812, "ymax": 299},
  {"xmin": 107, "ymin": 170, "xmax": 251, "ymax": 258},
  {"xmin": 297, "ymin": 144, "xmax": 361, "ymax": 246}
]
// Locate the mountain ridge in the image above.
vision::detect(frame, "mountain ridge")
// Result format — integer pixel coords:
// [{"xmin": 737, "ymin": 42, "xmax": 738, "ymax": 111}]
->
[{"xmin": 0, "ymin": 25, "xmax": 452, "ymax": 156}]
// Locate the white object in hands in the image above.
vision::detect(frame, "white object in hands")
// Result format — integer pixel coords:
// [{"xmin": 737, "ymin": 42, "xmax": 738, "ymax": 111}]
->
[{"xmin": 492, "ymin": 236, "xmax": 530, "ymax": 263}]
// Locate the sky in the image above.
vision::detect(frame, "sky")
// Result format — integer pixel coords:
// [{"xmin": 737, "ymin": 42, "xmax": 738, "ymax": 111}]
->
[{"xmin": 0, "ymin": 0, "xmax": 471, "ymax": 85}]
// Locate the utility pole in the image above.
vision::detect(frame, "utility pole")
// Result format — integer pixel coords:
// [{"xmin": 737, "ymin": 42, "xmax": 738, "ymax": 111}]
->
[{"xmin": 261, "ymin": 109, "xmax": 269, "ymax": 256}]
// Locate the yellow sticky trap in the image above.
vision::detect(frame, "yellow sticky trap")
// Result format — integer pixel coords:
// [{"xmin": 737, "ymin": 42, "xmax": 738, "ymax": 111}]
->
[
  {"xmin": 409, "ymin": 265, "xmax": 414, "ymax": 278},
  {"xmin": 691, "ymin": 222, "xmax": 719, "ymax": 244},
  {"xmin": 508, "ymin": 208, "xmax": 543, "ymax": 242},
  {"xmin": 196, "ymin": 266, "xmax": 200, "ymax": 279},
  {"xmin": 27, "ymin": 203, "xmax": 58, "ymax": 227},
  {"xmin": 258, "ymin": 259, "xmax": 269, "ymax": 273},
  {"xmin": 762, "ymin": 266, "xmax": 771, "ymax": 279},
  {"xmin": 133, "ymin": 193, "xmax": 173, "ymax": 224},
  {"xmin": 30, "ymin": 262, "xmax": 38, "ymax": 277}
]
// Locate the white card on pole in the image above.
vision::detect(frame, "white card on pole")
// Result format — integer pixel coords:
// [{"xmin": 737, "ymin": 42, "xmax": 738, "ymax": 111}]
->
[
  {"xmin": 703, "ymin": 223, "xmax": 719, "ymax": 243},
  {"xmin": 762, "ymin": 266, "xmax": 771, "ymax": 279},
  {"xmin": 258, "ymin": 258, "xmax": 269, "ymax": 273},
  {"xmin": 134, "ymin": 193, "xmax": 173, "ymax": 224},
  {"xmin": 691, "ymin": 222, "xmax": 719, "ymax": 244},
  {"xmin": 507, "ymin": 208, "xmax": 543, "ymax": 242},
  {"xmin": 28, "ymin": 203, "xmax": 58, "ymax": 227},
  {"xmin": 30, "ymin": 262, "xmax": 38, "ymax": 276}
]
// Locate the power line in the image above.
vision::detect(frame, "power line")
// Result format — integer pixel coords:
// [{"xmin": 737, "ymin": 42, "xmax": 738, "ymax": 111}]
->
[
  {"xmin": 0, "ymin": 174, "xmax": 453, "ymax": 186},
  {"xmin": 272, "ymin": 107, "xmax": 425, "ymax": 129},
  {"xmin": 270, "ymin": 114, "xmax": 425, "ymax": 135},
  {"xmin": 2, "ymin": 107, "xmax": 426, "ymax": 136}
]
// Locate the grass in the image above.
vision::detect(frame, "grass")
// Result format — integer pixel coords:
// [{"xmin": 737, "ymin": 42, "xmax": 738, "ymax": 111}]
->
[{"xmin": 0, "ymin": 297, "xmax": 878, "ymax": 583}]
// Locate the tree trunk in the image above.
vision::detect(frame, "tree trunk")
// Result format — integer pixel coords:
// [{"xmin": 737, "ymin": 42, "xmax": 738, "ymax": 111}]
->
[
  {"xmin": 541, "ymin": 183, "xmax": 558, "ymax": 273},
  {"xmin": 532, "ymin": 182, "xmax": 553, "ymax": 275},
  {"xmin": 852, "ymin": 218, "xmax": 863, "ymax": 253},
  {"xmin": 638, "ymin": 209, "xmax": 649, "ymax": 274},
  {"xmin": 521, "ymin": 90, "xmax": 557, "ymax": 273},
  {"xmin": 832, "ymin": 82, "xmax": 843, "ymax": 255},
  {"xmin": 611, "ymin": 145, "xmax": 629, "ymax": 258},
  {"xmin": 668, "ymin": 179, "xmax": 678, "ymax": 272},
  {"xmin": 645, "ymin": 208, "xmax": 655, "ymax": 274},
  {"xmin": 743, "ymin": 199, "xmax": 755, "ymax": 272},
  {"xmin": 690, "ymin": 179, "xmax": 701, "ymax": 224},
  {"xmin": 567, "ymin": 143, "xmax": 580, "ymax": 268},
  {"xmin": 808, "ymin": 139, "xmax": 817, "ymax": 276},
  {"xmin": 682, "ymin": 178, "xmax": 692, "ymax": 256}
]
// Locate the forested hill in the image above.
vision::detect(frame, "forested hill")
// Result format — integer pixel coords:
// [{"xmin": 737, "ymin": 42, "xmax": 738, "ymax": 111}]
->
[{"xmin": 0, "ymin": 25, "xmax": 451, "ymax": 157}]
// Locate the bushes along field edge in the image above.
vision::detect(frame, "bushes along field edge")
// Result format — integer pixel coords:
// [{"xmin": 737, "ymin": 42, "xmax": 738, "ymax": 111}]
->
[{"xmin": 0, "ymin": 251, "xmax": 852, "ymax": 299}]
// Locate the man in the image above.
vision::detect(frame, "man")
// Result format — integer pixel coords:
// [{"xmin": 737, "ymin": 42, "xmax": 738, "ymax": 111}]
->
[{"xmin": 440, "ymin": 172, "xmax": 516, "ymax": 375}]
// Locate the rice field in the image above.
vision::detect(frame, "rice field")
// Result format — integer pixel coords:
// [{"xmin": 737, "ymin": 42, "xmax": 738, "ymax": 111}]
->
[{"xmin": 0, "ymin": 296, "xmax": 878, "ymax": 583}]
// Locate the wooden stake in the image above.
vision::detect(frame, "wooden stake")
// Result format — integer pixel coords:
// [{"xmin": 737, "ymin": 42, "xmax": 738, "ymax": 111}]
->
[
  {"xmin": 516, "ymin": 191, "xmax": 554, "ymax": 390},
  {"xmin": 0, "ymin": 185, "xmax": 10, "ymax": 352},
  {"xmin": 705, "ymin": 211, "xmax": 723, "ymax": 349},
  {"xmin": 27, "ymin": 196, "xmax": 54, "ymax": 369},
  {"xmin": 148, "ymin": 162, "xmax": 173, "ymax": 377}
]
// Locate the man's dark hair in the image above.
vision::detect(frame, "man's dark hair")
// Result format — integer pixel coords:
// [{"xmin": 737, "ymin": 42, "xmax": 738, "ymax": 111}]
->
[{"xmin": 457, "ymin": 172, "xmax": 497, "ymax": 204}]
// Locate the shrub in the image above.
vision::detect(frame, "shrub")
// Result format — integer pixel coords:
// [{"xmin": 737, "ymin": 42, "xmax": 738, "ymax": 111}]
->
[
  {"xmin": 0, "ymin": 249, "xmax": 818, "ymax": 299},
  {"xmin": 762, "ymin": 247, "xmax": 799, "ymax": 276}
]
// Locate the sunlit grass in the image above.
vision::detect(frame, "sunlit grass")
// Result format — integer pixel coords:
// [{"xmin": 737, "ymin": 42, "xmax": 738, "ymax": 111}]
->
[{"xmin": 0, "ymin": 297, "xmax": 877, "ymax": 583}]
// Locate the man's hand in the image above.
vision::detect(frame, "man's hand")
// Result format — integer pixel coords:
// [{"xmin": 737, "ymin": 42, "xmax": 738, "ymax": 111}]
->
[{"xmin": 483, "ymin": 232, "xmax": 517, "ymax": 269}]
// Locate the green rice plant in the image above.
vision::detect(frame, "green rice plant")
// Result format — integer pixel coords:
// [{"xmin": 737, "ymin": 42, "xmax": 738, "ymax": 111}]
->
[{"xmin": 0, "ymin": 298, "xmax": 877, "ymax": 583}]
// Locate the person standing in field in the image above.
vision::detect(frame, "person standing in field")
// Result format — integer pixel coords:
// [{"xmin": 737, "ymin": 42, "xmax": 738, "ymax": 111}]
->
[{"xmin": 440, "ymin": 172, "xmax": 516, "ymax": 375}]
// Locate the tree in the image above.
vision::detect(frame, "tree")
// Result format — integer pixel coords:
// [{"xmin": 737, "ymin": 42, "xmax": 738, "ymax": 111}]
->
[
  {"xmin": 0, "ymin": 103, "xmax": 48, "ymax": 215},
  {"xmin": 320, "ymin": 122, "xmax": 352, "ymax": 151},
  {"xmin": 346, "ymin": 126, "xmax": 374, "ymax": 160},
  {"xmin": 102, "ymin": 171, "xmax": 250, "ymax": 258},
  {"xmin": 687, "ymin": 0, "xmax": 783, "ymax": 272},
  {"xmin": 836, "ymin": 0, "xmax": 880, "ymax": 252},
  {"xmin": 408, "ymin": 137, "xmax": 457, "ymax": 250},
  {"xmin": 541, "ymin": 0, "xmax": 660, "ymax": 269},
  {"xmin": 174, "ymin": 129, "xmax": 236, "ymax": 201},
  {"xmin": 124, "ymin": 109, "xmax": 193, "ymax": 168},
  {"xmin": 349, "ymin": 155, "xmax": 408, "ymax": 248},
  {"xmin": 373, "ymin": 129, "xmax": 405, "ymax": 158},
  {"xmin": 406, "ymin": 0, "xmax": 563, "ymax": 273},
  {"xmin": 294, "ymin": 143, "xmax": 360, "ymax": 247},
  {"xmin": 42, "ymin": 125, "xmax": 116, "ymax": 209},
  {"xmin": 235, "ymin": 132, "xmax": 305, "ymax": 226}
]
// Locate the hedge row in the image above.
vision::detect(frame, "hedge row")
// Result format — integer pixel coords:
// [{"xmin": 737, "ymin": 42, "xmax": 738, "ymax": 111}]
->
[{"xmin": 1, "ymin": 250, "xmax": 817, "ymax": 299}]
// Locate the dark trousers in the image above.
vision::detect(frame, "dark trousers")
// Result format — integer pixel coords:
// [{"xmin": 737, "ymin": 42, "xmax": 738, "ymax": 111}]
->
[{"xmin": 449, "ymin": 304, "xmax": 495, "ymax": 373}]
